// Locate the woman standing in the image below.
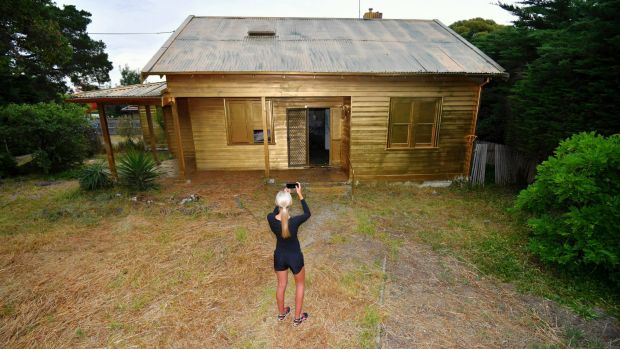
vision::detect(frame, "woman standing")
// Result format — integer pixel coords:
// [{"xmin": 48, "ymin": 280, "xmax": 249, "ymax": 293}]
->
[{"xmin": 267, "ymin": 182, "xmax": 311, "ymax": 326}]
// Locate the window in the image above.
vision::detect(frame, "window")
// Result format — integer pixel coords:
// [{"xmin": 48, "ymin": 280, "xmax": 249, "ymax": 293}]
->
[
  {"xmin": 225, "ymin": 99, "xmax": 273, "ymax": 145},
  {"xmin": 387, "ymin": 98, "xmax": 441, "ymax": 149}
]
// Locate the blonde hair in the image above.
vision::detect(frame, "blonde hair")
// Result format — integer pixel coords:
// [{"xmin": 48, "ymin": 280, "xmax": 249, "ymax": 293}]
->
[{"xmin": 275, "ymin": 191, "xmax": 292, "ymax": 238}]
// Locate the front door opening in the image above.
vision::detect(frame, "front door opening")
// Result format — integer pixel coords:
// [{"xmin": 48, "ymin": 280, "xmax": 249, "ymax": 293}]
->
[{"xmin": 308, "ymin": 108, "xmax": 330, "ymax": 166}]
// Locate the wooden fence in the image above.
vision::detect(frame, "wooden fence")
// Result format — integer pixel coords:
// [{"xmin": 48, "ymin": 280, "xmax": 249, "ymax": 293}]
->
[{"xmin": 469, "ymin": 141, "xmax": 537, "ymax": 186}]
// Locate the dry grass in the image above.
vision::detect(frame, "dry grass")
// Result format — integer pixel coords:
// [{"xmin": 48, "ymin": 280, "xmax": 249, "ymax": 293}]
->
[{"xmin": 0, "ymin": 176, "xmax": 617, "ymax": 348}]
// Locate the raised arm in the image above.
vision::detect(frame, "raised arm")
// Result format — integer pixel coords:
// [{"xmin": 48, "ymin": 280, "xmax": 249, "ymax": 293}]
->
[
  {"xmin": 295, "ymin": 183, "xmax": 311, "ymax": 224},
  {"xmin": 297, "ymin": 198, "xmax": 311, "ymax": 223}
]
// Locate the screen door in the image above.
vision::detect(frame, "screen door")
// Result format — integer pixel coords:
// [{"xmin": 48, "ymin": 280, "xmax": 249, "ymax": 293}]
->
[{"xmin": 287, "ymin": 108, "xmax": 308, "ymax": 167}]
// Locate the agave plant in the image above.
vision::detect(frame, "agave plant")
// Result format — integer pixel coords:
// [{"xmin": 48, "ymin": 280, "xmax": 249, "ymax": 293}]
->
[
  {"xmin": 117, "ymin": 151, "xmax": 160, "ymax": 191},
  {"xmin": 79, "ymin": 161, "xmax": 113, "ymax": 191}
]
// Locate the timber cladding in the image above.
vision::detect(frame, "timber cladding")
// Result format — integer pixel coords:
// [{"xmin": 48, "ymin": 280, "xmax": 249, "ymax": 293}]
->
[
  {"xmin": 167, "ymin": 74, "xmax": 483, "ymax": 180},
  {"xmin": 186, "ymin": 97, "xmax": 344, "ymax": 171}
]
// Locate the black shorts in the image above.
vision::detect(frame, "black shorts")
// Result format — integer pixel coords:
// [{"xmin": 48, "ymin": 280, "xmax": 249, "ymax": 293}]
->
[{"xmin": 274, "ymin": 250, "xmax": 304, "ymax": 274}]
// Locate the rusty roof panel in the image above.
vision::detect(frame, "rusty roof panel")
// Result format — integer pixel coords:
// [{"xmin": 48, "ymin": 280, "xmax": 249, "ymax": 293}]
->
[{"xmin": 142, "ymin": 16, "xmax": 506, "ymax": 77}]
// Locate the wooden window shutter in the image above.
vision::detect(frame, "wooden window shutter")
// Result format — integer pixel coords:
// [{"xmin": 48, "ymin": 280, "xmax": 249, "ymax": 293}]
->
[
  {"xmin": 227, "ymin": 101, "xmax": 252, "ymax": 144},
  {"xmin": 225, "ymin": 99, "xmax": 273, "ymax": 145}
]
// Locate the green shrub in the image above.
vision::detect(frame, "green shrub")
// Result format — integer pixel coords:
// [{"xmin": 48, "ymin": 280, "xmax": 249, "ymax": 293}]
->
[
  {"xmin": 0, "ymin": 103, "xmax": 92, "ymax": 173},
  {"xmin": 117, "ymin": 151, "xmax": 159, "ymax": 191},
  {"xmin": 514, "ymin": 132, "xmax": 620, "ymax": 285},
  {"xmin": 0, "ymin": 152, "xmax": 18, "ymax": 178},
  {"xmin": 79, "ymin": 162, "xmax": 113, "ymax": 191}
]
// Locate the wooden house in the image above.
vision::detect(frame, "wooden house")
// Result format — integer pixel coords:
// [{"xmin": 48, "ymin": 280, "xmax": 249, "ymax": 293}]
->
[{"xmin": 68, "ymin": 15, "xmax": 506, "ymax": 181}]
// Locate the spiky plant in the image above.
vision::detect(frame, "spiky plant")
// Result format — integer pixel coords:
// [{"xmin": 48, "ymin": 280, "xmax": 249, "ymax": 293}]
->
[
  {"xmin": 79, "ymin": 162, "xmax": 113, "ymax": 191},
  {"xmin": 117, "ymin": 151, "xmax": 160, "ymax": 191}
]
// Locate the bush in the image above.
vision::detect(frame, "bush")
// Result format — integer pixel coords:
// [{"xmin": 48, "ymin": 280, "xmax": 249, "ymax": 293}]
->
[
  {"xmin": 117, "ymin": 151, "xmax": 159, "ymax": 191},
  {"xmin": 79, "ymin": 162, "xmax": 113, "ymax": 190},
  {"xmin": 514, "ymin": 132, "xmax": 620, "ymax": 285},
  {"xmin": 0, "ymin": 103, "xmax": 93, "ymax": 173},
  {"xmin": 0, "ymin": 152, "xmax": 18, "ymax": 178}
]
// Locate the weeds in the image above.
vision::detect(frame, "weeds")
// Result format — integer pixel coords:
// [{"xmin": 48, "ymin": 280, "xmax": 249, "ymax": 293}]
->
[
  {"xmin": 1, "ymin": 178, "xmax": 617, "ymax": 348},
  {"xmin": 355, "ymin": 212, "xmax": 376, "ymax": 236},
  {"xmin": 75, "ymin": 328, "xmax": 86, "ymax": 339},
  {"xmin": 79, "ymin": 161, "xmax": 113, "ymax": 191},
  {"xmin": 359, "ymin": 305, "xmax": 381, "ymax": 348},
  {"xmin": 235, "ymin": 227, "xmax": 248, "ymax": 243}
]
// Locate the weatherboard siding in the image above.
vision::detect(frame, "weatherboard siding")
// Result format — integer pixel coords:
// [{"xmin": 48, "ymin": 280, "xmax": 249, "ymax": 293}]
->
[
  {"xmin": 167, "ymin": 74, "xmax": 482, "ymax": 179},
  {"xmin": 186, "ymin": 97, "xmax": 344, "ymax": 170}
]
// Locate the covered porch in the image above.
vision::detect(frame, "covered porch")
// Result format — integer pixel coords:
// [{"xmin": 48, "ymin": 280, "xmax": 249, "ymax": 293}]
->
[
  {"xmin": 66, "ymin": 82, "xmax": 167, "ymax": 178},
  {"xmin": 66, "ymin": 83, "xmax": 351, "ymax": 184}
]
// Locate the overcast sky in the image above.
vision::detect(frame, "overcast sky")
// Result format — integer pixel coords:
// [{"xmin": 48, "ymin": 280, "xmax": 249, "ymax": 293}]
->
[{"xmin": 56, "ymin": 0, "xmax": 517, "ymax": 86}]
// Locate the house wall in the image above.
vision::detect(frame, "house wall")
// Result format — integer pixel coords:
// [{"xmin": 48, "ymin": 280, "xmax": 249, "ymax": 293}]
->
[
  {"xmin": 166, "ymin": 74, "xmax": 484, "ymax": 180},
  {"xmin": 186, "ymin": 97, "xmax": 345, "ymax": 170}
]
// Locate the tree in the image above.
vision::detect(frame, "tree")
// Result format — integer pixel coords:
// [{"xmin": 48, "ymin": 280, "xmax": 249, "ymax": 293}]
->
[
  {"xmin": 0, "ymin": 0, "xmax": 112, "ymax": 104},
  {"xmin": 470, "ymin": 26, "xmax": 540, "ymax": 143},
  {"xmin": 449, "ymin": 18, "xmax": 529, "ymax": 143},
  {"xmin": 454, "ymin": 0, "xmax": 620, "ymax": 160},
  {"xmin": 119, "ymin": 64, "xmax": 140, "ymax": 86},
  {"xmin": 0, "ymin": 103, "xmax": 93, "ymax": 173},
  {"xmin": 499, "ymin": 0, "xmax": 582, "ymax": 29},
  {"xmin": 449, "ymin": 17, "xmax": 506, "ymax": 41},
  {"xmin": 502, "ymin": 0, "xmax": 620, "ymax": 159}
]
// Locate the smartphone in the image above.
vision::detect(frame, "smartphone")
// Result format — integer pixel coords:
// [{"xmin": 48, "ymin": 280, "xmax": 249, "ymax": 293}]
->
[{"xmin": 286, "ymin": 183, "xmax": 298, "ymax": 189}]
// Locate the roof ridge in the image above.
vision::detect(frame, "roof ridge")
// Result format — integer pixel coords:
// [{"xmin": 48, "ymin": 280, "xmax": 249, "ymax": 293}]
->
[{"xmin": 190, "ymin": 16, "xmax": 437, "ymax": 21}]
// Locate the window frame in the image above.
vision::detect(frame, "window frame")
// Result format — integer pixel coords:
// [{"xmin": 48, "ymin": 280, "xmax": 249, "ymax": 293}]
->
[
  {"xmin": 224, "ymin": 98, "xmax": 275, "ymax": 146},
  {"xmin": 386, "ymin": 97, "xmax": 442, "ymax": 150}
]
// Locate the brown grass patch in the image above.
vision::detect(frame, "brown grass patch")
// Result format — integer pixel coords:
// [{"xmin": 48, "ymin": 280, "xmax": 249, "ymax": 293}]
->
[{"xmin": 1, "ymin": 176, "xmax": 616, "ymax": 348}]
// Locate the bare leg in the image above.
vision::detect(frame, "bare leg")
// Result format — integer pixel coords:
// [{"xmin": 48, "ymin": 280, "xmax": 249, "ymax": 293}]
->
[
  {"xmin": 276, "ymin": 270, "xmax": 288, "ymax": 314},
  {"xmin": 293, "ymin": 267, "xmax": 305, "ymax": 318}
]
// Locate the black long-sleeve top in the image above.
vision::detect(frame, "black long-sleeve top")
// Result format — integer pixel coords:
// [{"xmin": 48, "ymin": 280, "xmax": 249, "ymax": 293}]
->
[{"xmin": 267, "ymin": 199, "xmax": 311, "ymax": 253}]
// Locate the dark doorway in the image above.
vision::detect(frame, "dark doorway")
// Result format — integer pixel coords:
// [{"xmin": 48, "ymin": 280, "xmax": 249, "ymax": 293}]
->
[{"xmin": 308, "ymin": 108, "xmax": 330, "ymax": 166}]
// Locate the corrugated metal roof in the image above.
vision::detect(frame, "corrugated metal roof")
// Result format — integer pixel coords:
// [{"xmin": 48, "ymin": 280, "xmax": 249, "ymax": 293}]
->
[
  {"xmin": 142, "ymin": 16, "xmax": 506, "ymax": 77},
  {"xmin": 69, "ymin": 82, "xmax": 167, "ymax": 100}
]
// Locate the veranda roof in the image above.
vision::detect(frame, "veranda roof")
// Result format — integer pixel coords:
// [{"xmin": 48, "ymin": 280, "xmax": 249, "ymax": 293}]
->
[{"xmin": 66, "ymin": 82, "xmax": 167, "ymax": 105}]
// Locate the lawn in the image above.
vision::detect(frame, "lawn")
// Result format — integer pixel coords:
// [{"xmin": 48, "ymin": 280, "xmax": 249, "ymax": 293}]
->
[{"xmin": 0, "ymin": 175, "xmax": 618, "ymax": 348}]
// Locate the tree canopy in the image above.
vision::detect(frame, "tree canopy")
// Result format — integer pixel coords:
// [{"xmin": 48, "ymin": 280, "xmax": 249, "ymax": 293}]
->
[
  {"xmin": 449, "ymin": 17, "xmax": 506, "ymax": 40},
  {"xmin": 456, "ymin": 0, "xmax": 620, "ymax": 160},
  {"xmin": 119, "ymin": 64, "xmax": 141, "ymax": 86},
  {"xmin": 0, "ymin": 0, "xmax": 113, "ymax": 104}
]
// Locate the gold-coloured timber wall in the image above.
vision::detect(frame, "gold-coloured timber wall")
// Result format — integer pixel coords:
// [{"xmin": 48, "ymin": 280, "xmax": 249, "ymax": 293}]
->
[{"xmin": 166, "ymin": 74, "xmax": 484, "ymax": 180}]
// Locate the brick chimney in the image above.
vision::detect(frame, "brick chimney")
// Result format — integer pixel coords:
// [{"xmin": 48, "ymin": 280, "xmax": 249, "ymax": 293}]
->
[{"xmin": 363, "ymin": 8, "xmax": 383, "ymax": 19}]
